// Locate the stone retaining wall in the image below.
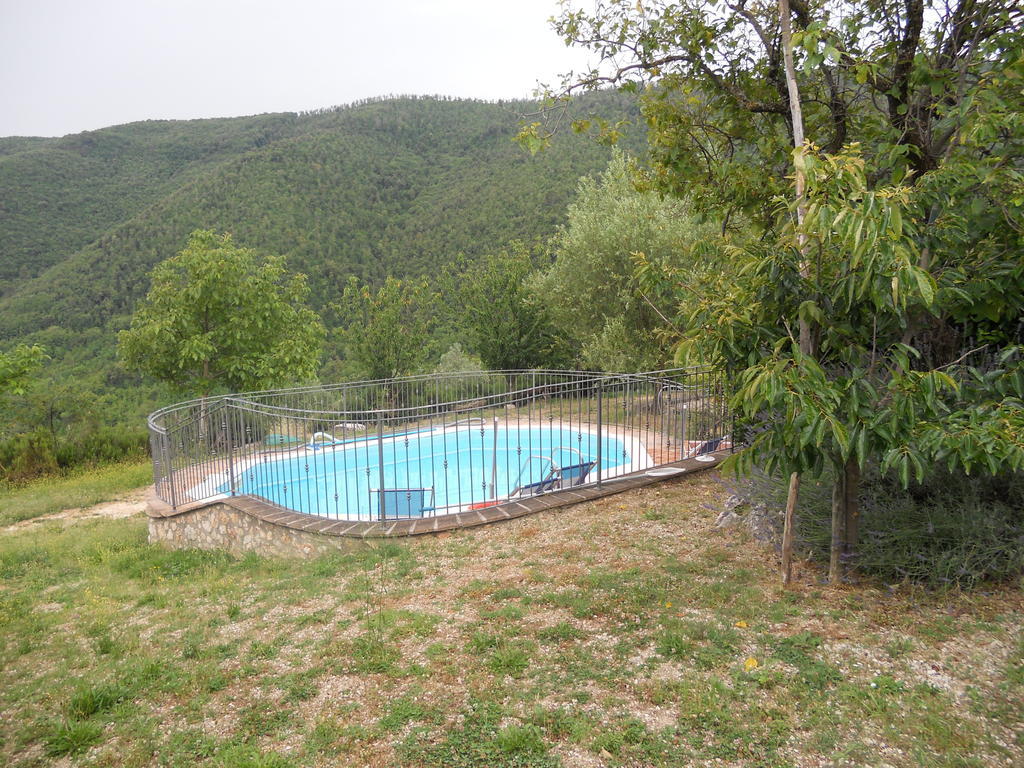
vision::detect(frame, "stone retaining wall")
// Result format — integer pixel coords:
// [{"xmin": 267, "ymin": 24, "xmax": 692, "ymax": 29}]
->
[{"xmin": 148, "ymin": 502, "xmax": 361, "ymax": 558}]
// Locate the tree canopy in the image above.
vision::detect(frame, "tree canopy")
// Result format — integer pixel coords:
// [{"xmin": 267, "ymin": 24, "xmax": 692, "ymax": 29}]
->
[
  {"xmin": 118, "ymin": 230, "xmax": 324, "ymax": 396},
  {"xmin": 333, "ymin": 276, "xmax": 430, "ymax": 382},
  {"xmin": 0, "ymin": 344, "xmax": 45, "ymax": 398},
  {"xmin": 543, "ymin": 0, "xmax": 1024, "ymax": 580},
  {"xmin": 460, "ymin": 247, "xmax": 569, "ymax": 372},
  {"xmin": 531, "ymin": 151, "xmax": 719, "ymax": 370}
]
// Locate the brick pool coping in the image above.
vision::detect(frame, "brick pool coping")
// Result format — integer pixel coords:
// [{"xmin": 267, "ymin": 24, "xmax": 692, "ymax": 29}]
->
[{"xmin": 146, "ymin": 450, "xmax": 728, "ymax": 539}]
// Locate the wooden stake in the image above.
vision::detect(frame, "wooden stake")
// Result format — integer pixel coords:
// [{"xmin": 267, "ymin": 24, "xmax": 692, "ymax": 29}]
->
[{"xmin": 781, "ymin": 471, "xmax": 800, "ymax": 585}]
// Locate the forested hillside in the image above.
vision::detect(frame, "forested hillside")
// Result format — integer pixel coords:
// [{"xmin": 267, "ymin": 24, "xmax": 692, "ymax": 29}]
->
[
  {"xmin": 0, "ymin": 93, "xmax": 639, "ymax": 427},
  {"xmin": 0, "ymin": 114, "xmax": 302, "ymax": 289}
]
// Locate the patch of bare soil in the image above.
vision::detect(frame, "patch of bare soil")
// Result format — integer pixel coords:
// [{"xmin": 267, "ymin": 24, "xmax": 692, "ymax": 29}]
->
[{"xmin": 4, "ymin": 487, "xmax": 152, "ymax": 532}]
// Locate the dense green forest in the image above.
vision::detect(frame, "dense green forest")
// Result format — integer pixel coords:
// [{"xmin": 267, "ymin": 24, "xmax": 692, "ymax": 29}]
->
[{"xmin": 0, "ymin": 93, "xmax": 641, "ymax": 440}]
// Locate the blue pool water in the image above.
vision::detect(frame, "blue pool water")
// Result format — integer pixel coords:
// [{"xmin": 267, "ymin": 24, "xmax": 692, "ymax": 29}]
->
[{"xmin": 231, "ymin": 424, "xmax": 632, "ymax": 519}]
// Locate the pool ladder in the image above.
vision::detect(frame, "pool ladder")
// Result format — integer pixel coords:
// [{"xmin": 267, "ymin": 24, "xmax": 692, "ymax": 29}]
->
[{"xmin": 511, "ymin": 446, "xmax": 586, "ymax": 496}]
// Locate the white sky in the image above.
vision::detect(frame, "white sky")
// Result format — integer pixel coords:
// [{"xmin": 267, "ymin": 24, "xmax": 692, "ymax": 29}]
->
[{"xmin": 0, "ymin": 0, "xmax": 590, "ymax": 137}]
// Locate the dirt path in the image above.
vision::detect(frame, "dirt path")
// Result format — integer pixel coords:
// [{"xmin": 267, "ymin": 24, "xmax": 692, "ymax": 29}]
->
[{"xmin": 4, "ymin": 486, "xmax": 152, "ymax": 532}]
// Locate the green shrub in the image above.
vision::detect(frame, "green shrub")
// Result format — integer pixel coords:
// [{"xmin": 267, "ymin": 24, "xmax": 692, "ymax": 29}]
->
[
  {"xmin": 0, "ymin": 429, "xmax": 58, "ymax": 481},
  {"xmin": 744, "ymin": 467, "xmax": 1024, "ymax": 587},
  {"xmin": 0, "ymin": 426, "xmax": 148, "ymax": 483}
]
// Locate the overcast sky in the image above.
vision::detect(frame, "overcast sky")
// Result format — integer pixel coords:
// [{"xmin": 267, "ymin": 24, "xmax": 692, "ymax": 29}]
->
[{"xmin": 0, "ymin": 0, "xmax": 591, "ymax": 137}]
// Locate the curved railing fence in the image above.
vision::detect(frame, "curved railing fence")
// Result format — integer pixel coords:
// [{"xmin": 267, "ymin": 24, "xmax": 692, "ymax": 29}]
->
[{"xmin": 148, "ymin": 368, "xmax": 731, "ymax": 520}]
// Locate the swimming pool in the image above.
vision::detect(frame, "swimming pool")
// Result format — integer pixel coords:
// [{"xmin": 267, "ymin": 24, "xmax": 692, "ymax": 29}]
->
[{"xmin": 225, "ymin": 422, "xmax": 648, "ymax": 520}]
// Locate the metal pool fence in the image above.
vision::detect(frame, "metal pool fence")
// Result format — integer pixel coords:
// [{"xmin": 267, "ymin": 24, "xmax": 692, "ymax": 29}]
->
[{"xmin": 148, "ymin": 367, "xmax": 731, "ymax": 520}]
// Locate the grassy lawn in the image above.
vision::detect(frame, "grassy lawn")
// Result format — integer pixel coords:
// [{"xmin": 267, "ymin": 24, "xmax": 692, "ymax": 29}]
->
[
  {"xmin": 0, "ymin": 458, "xmax": 152, "ymax": 527},
  {"xmin": 0, "ymin": 471, "xmax": 1021, "ymax": 767}
]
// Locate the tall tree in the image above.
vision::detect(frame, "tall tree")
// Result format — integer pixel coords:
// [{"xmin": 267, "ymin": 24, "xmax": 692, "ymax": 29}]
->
[
  {"xmin": 540, "ymin": 0, "xmax": 1024, "ymax": 581},
  {"xmin": 461, "ymin": 247, "xmax": 569, "ymax": 373},
  {"xmin": 531, "ymin": 151, "xmax": 718, "ymax": 371},
  {"xmin": 334, "ymin": 276, "xmax": 430, "ymax": 382},
  {"xmin": 118, "ymin": 230, "xmax": 324, "ymax": 397}
]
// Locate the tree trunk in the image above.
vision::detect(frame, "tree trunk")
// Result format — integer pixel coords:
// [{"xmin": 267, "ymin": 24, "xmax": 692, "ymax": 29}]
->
[
  {"xmin": 829, "ymin": 457, "xmax": 861, "ymax": 583},
  {"xmin": 829, "ymin": 467, "xmax": 846, "ymax": 582},
  {"xmin": 781, "ymin": 472, "xmax": 800, "ymax": 585},
  {"xmin": 842, "ymin": 458, "xmax": 861, "ymax": 565},
  {"xmin": 779, "ymin": 0, "xmax": 812, "ymax": 585}
]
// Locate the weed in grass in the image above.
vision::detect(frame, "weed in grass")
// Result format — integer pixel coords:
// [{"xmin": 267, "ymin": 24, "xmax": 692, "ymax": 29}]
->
[
  {"xmin": 885, "ymin": 636, "xmax": 915, "ymax": 658},
  {"xmin": 213, "ymin": 744, "xmax": 299, "ymax": 767},
  {"xmin": 487, "ymin": 642, "xmax": 534, "ymax": 678},
  {"xmin": 282, "ymin": 672, "xmax": 319, "ymax": 703},
  {"xmin": 425, "ymin": 642, "xmax": 452, "ymax": 661},
  {"xmin": 676, "ymin": 679, "xmax": 790, "ymax": 764},
  {"xmin": 840, "ymin": 675, "xmax": 906, "ymax": 716},
  {"xmin": 689, "ymin": 579, "xmax": 761, "ymax": 616},
  {"xmin": 796, "ymin": 659, "xmax": 844, "ymax": 691},
  {"xmin": 248, "ymin": 638, "xmax": 282, "ymax": 660},
  {"xmin": 398, "ymin": 699, "xmax": 558, "ymax": 768},
  {"xmin": 292, "ymin": 607, "xmax": 331, "ymax": 627},
  {"xmin": 360, "ymin": 541, "xmax": 417, "ymax": 578},
  {"xmin": 913, "ymin": 614, "xmax": 960, "ymax": 644},
  {"xmin": 114, "ymin": 546, "xmax": 234, "ymax": 581},
  {"xmin": 643, "ymin": 508, "xmax": 667, "ymax": 521},
  {"xmin": 308, "ymin": 551, "xmax": 352, "ymax": 578},
  {"xmin": 677, "ymin": 678, "xmax": 736, "ymax": 731},
  {"xmin": 462, "ymin": 578, "xmax": 493, "ymax": 598},
  {"xmin": 656, "ymin": 619, "xmax": 740, "ymax": 669},
  {"xmin": 772, "ymin": 631, "xmax": 843, "ymax": 690},
  {"xmin": 305, "ymin": 719, "xmax": 370, "ymax": 756},
  {"xmin": 536, "ymin": 644, "xmax": 629, "ymax": 689},
  {"xmin": 525, "ymin": 567, "xmax": 551, "ymax": 583},
  {"xmin": 765, "ymin": 597, "xmax": 802, "ymax": 623},
  {"xmin": 773, "ymin": 630, "xmax": 822, "ymax": 661},
  {"xmin": 349, "ymin": 633, "xmax": 401, "ymax": 674},
  {"xmin": 1005, "ymin": 634, "xmax": 1024, "ymax": 689},
  {"xmin": 734, "ymin": 663, "xmax": 786, "ymax": 690},
  {"xmin": 237, "ymin": 701, "xmax": 294, "ymax": 740},
  {"xmin": 536, "ymin": 621, "xmax": 583, "ymax": 644},
  {"xmin": 44, "ymin": 718, "xmax": 104, "ymax": 757},
  {"xmin": 590, "ymin": 717, "xmax": 647, "ymax": 756},
  {"xmin": 539, "ymin": 589, "xmax": 596, "ymax": 619},
  {"xmin": 642, "ymin": 679, "xmax": 689, "ymax": 706},
  {"xmin": 0, "ymin": 592, "xmax": 31, "ymax": 625},
  {"xmin": 93, "ymin": 632, "xmax": 118, "ymax": 656},
  {"xmin": 580, "ymin": 566, "xmax": 636, "ymax": 592},
  {"xmin": 491, "ymin": 587, "xmax": 524, "ymax": 600},
  {"xmin": 468, "ymin": 630, "xmax": 503, "ymax": 653},
  {"xmin": 226, "ymin": 603, "xmax": 242, "ymax": 621},
  {"xmin": 379, "ymin": 693, "xmax": 439, "ymax": 732},
  {"xmin": 204, "ymin": 672, "xmax": 230, "ymax": 693},
  {"xmin": 66, "ymin": 681, "xmax": 129, "ymax": 719},
  {"xmin": 481, "ymin": 603, "xmax": 525, "ymax": 621},
  {"xmin": 494, "ymin": 724, "xmax": 547, "ymax": 756},
  {"xmin": 404, "ymin": 611, "xmax": 442, "ymax": 638},
  {"xmin": 135, "ymin": 591, "xmax": 169, "ymax": 609},
  {"xmin": 368, "ymin": 608, "xmax": 442, "ymax": 639},
  {"xmin": 161, "ymin": 728, "xmax": 219, "ymax": 765},
  {"xmin": 527, "ymin": 705, "xmax": 593, "ymax": 742},
  {"xmin": 182, "ymin": 631, "xmax": 206, "ymax": 660}
]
